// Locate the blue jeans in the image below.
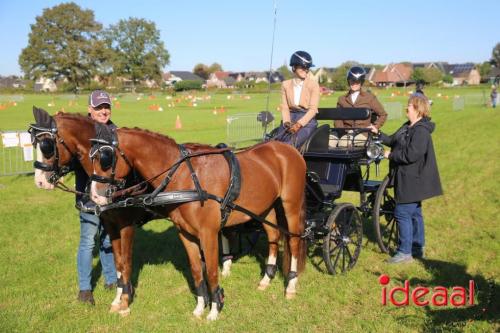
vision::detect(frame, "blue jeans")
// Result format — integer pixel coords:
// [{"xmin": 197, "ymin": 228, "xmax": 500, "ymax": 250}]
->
[
  {"xmin": 77, "ymin": 212, "xmax": 117, "ymax": 291},
  {"xmin": 394, "ymin": 202, "xmax": 425, "ymax": 255},
  {"xmin": 275, "ymin": 111, "xmax": 318, "ymax": 148}
]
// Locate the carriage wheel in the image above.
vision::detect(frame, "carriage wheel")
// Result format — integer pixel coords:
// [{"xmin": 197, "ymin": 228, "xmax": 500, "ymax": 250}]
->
[
  {"xmin": 322, "ymin": 203, "xmax": 362, "ymax": 275},
  {"xmin": 372, "ymin": 175, "xmax": 398, "ymax": 253}
]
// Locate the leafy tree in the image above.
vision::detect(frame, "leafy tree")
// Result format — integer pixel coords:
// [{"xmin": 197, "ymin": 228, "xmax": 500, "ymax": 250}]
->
[
  {"xmin": 103, "ymin": 18, "xmax": 170, "ymax": 86},
  {"xmin": 492, "ymin": 43, "xmax": 500, "ymax": 67},
  {"xmin": 477, "ymin": 61, "xmax": 492, "ymax": 79},
  {"xmin": 208, "ymin": 63, "xmax": 223, "ymax": 73},
  {"xmin": 411, "ymin": 67, "xmax": 443, "ymax": 84},
  {"xmin": 193, "ymin": 63, "xmax": 209, "ymax": 79},
  {"xmin": 443, "ymin": 74, "xmax": 453, "ymax": 84},
  {"xmin": 411, "ymin": 68, "xmax": 426, "ymax": 83},
  {"xmin": 330, "ymin": 61, "xmax": 359, "ymax": 91},
  {"xmin": 174, "ymin": 80, "xmax": 202, "ymax": 91},
  {"xmin": 276, "ymin": 64, "xmax": 293, "ymax": 80},
  {"xmin": 18, "ymin": 2, "xmax": 104, "ymax": 90}
]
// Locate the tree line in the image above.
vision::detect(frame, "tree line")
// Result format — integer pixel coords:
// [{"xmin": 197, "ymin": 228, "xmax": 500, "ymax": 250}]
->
[{"xmin": 19, "ymin": 2, "xmax": 170, "ymax": 91}]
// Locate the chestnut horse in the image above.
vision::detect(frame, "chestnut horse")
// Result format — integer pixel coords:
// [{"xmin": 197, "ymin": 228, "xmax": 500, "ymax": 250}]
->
[
  {"xmin": 90, "ymin": 125, "xmax": 307, "ymax": 320},
  {"xmin": 31, "ymin": 108, "xmax": 157, "ymax": 316}
]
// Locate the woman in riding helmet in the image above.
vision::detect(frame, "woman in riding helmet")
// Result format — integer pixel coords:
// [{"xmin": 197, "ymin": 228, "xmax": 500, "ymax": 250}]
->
[
  {"xmin": 330, "ymin": 66, "xmax": 387, "ymax": 147},
  {"xmin": 276, "ymin": 50, "xmax": 320, "ymax": 148}
]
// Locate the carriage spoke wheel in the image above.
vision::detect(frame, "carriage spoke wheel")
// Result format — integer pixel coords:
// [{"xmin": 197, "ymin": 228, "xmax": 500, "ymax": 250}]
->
[
  {"xmin": 372, "ymin": 175, "xmax": 398, "ymax": 254},
  {"xmin": 322, "ymin": 203, "xmax": 362, "ymax": 275}
]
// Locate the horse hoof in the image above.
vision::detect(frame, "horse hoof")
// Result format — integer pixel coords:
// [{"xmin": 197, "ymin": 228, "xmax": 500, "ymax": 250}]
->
[
  {"xmin": 206, "ymin": 310, "xmax": 219, "ymax": 321},
  {"xmin": 118, "ymin": 308, "xmax": 131, "ymax": 317},
  {"xmin": 109, "ymin": 303, "xmax": 120, "ymax": 313},
  {"xmin": 285, "ymin": 291, "xmax": 296, "ymax": 300},
  {"xmin": 257, "ymin": 283, "xmax": 269, "ymax": 291},
  {"xmin": 192, "ymin": 307, "xmax": 204, "ymax": 318}
]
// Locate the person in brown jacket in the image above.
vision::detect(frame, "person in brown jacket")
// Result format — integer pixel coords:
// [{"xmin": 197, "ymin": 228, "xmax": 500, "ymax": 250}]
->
[
  {"xmin": 330, "ymin": 66, "xmax": 387, "ymax": 147},
  {"xmin": 274, "ymin": 50, "xmax": 320, "ymax": 148}
]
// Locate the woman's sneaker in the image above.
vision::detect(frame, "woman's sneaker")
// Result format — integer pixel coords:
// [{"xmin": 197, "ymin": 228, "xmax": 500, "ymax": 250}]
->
[
  {"xmin": 387, "ymin": 252, "xmax": 413, "ymax": 264},
  {"xmin": 77, "ymin": 290, "xmax": 95, "ymax": 305}
]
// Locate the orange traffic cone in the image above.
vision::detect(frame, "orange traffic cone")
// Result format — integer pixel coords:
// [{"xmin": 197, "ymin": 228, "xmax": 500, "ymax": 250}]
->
[{"xmin": 175, "ymin": 115, "xmax": 182, "ymax": 129}]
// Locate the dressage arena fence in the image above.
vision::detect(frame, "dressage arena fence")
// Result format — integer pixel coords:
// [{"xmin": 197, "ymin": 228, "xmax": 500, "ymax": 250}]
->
[
  {"xmin": 0, "ymin": 130, "xmax": 34, "ymax": 176},
  {"xmin": 226, "ymin": 112, "xmax": 276, "ymax": 147}
]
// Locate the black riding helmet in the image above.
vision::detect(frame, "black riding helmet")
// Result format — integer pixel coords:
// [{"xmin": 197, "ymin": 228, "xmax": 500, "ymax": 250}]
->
[
  {"xmin": 416, "ymin": 79, "xmax": 425, "ymax": 92},
  {"xmin": 347, "ymin": 66, "xmax": 366, "ymax": 85},
  {"xmin": 290, "ymin": 51, "xmax": 314, "ymax": 69}
]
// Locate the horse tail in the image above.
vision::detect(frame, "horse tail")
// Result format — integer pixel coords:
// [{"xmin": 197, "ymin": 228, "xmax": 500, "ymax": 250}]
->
[{"xmin": 280, "ymin": 191, "xmax": 307, "ymax": 276}]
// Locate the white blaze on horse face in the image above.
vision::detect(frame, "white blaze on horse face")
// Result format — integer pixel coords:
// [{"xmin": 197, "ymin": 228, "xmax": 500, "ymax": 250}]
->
[
  {"xmin": 90, "ymin": 181, "xmax": 109, "ymax": 205},
  {"xmin": 34, "ymin": 145, "xmax": 54, "ymax": 190}
]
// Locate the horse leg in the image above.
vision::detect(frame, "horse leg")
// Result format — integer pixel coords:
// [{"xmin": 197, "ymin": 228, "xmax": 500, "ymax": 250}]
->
[
  {"xmin": 258, "ymin": 209, "xmax": 280, "ymax": 291},
  {"xmin": 200, "ymin": 229, "xmax": 224, "ymax": 321},
  {"xmin": 109, "ymin": 237, "xmax": 122, "ymax": 313},
  {"xmin": 178, "ymin": 230, "xmax": 207, "ymax": 318},
  {"xmin": 220, "ymin": 229, "xmax": 235, "ymax": 277},
  {"xmin": 117, "ymin": 225, "xmax": 135, "ymax": 316},
  {"xmin": 282, "ymin": 198, "xmax": 306, "ymax": 299}
]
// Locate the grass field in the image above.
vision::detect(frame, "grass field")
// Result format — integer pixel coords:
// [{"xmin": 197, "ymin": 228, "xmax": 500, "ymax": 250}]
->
[{"xmin": 0, "ymin": 87, "xmax": 498, "ymax": 332}]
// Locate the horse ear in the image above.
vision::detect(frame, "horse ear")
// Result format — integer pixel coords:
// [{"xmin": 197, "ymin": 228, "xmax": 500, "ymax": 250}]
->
[{"xmin": 33, "ymin": 106, "xmax": 53, "ymax": 127}]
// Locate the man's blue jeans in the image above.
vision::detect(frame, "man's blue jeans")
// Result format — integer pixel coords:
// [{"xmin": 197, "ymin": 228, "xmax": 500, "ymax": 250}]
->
[
  {"xmin": 77, "ymin": 212, "xmax": 117, "ymax": 291},
  {"xmin": 394, "ymin": 202, "xmax": 425, "ymax": 255}
]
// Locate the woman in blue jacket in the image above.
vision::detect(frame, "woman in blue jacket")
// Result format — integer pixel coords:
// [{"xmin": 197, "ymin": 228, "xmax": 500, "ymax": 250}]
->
[{"xmin": 369, "ymin": 94, "xmax": 443, "ymax": 263}]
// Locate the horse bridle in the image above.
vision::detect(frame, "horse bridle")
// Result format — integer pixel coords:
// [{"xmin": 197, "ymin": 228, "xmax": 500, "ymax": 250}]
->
[
  {"xmin": 89, "ymin": 133, "xmax": 134, "ymax": 197},
  {"xmin": 28, "ymin": 123, "xmax": 74, "ymax": 184}
]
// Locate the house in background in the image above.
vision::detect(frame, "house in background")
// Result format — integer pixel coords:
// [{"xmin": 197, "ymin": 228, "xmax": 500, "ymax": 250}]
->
[
  {"xmin": 369, "ymin": 63, "xmax": 413, "ymax": 87},
  {"xmin": 206, "ymin": 71, "xmax": 231, "ymax": 88},
  {"xmin": 445, "ymin": 63, "xmax": 480, "ymax": 85},
  {"xmin": 0, "ymin": 76, "xmax": 26, "ymax": 89},
  {"xmin": 34, "ymin": 77, "xmax": 57, "ymax": 92},
  {"xmin": 312, "ymin": 67, "xmax": 336, "ymax": 84},
  {"xmin": 163, "ymin": 71, "xmax": 204, "ymax": 86}
]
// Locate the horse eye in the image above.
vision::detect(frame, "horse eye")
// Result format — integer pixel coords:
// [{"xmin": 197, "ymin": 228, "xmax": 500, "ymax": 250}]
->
[
  {"xmin": 39, "ymin": 138, "xmax": 55, "ymax": 158},
  {"xmin": 99, "ymin": 149, "xmax": 114, "ymax": 171}
]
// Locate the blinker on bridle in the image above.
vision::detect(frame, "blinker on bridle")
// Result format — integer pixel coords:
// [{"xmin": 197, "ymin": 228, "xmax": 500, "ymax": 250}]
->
[
  {"xmin": 89, "ymin": 136, "xmax": 134, "ymax": 197},
  {"xmin": 28, "ymin": 124, "xmax": 73, "ymax": 183}
]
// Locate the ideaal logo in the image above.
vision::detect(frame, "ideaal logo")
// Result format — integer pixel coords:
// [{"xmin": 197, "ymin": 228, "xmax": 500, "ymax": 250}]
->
[{"xmin": 379, "ymin": 274, "xmax": 475, "ymax": 306}]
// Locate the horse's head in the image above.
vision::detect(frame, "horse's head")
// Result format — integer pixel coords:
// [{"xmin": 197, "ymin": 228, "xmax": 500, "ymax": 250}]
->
[
  {"xmin": 90, "ymin": 124, "xmax": 133, "ymax": 205},
  {"xmin": 30, "ymin": 107, "xmax": 82, "ymax": 189}
]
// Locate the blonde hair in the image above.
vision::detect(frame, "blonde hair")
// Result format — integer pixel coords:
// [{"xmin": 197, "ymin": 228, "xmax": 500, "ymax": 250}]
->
[{"xmin": 408, "ymin": 94, "xmax": 430, "ymax": 117}]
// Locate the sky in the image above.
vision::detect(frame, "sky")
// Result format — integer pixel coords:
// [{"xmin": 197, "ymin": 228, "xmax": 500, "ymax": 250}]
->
[{"xmin": 0, "ymin": 0, "xmax": 499, "ymax": 76}]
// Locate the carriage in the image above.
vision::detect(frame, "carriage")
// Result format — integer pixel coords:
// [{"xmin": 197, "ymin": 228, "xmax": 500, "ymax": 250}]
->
[
  {"xmin": 293, "ymin": 107, "xmax": 397, "ymax": 274},
  {"xmin": 30, "ymin": 106, "xmax": 397, "ymax": 319}
]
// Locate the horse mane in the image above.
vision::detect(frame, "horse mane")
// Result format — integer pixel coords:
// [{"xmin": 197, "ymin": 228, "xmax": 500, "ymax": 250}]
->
[
  {"xmin": 55, "ymin": 112, "xmax": 93, "ymax": 124},
  {"xmin": 120, "ymin": 127, "xmax": 215, "ymax": 150}
]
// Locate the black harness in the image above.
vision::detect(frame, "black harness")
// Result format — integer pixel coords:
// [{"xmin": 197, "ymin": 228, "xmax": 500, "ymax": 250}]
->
[
  {"xmin": 29, "ymin": 122, "xmax": 75, "ymax": 184},
  {"xmin": 95, "ymin": 142, "xmax": 305, "ymax": 238}
]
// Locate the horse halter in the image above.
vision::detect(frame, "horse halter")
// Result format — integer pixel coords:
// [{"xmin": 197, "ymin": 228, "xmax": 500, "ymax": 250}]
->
[
  {"xmin": 89, "ymin": 133, "xmax": 134, "ymax": 197},
  {"xmin": 28, "ymin": 123, "xmax": 73, "ymax": 184}
]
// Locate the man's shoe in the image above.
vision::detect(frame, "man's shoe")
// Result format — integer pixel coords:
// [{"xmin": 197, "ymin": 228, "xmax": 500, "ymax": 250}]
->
[
  {"xmin": 412, "ymin": 248, "xmax": 425, "ymax": 259},
  {"xmin": 104, "ymin": 283, "xmax": 116, "ymax": 291},
  {"xmin": 387, "ymin": 252, "xmax": 413, "ymax": 264},
  {"xmin": 77, "ymin": 290, "xmax": 95, "ymax": 305}
]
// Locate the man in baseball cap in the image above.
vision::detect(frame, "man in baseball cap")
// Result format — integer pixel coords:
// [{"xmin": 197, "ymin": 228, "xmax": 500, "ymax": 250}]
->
[{"xmin": 75, "ymin": 89, "xmax": 117, "ymax": 305}]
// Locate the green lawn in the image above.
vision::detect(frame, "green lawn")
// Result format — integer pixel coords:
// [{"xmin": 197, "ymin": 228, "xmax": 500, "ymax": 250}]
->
[{"xmin": 0, "ymin": 87, "xmax": 498, "ymax": 332}]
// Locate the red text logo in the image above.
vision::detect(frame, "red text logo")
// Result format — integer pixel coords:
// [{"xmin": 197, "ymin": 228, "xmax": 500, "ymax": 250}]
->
[{"xmin": 379, "ymin": 274, "xmax": 475, "ymax": 307}]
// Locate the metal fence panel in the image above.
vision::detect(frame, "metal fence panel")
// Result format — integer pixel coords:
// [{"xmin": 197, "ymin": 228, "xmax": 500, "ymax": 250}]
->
[
  {"xmin": 226, "ymin": 113, "xmax": 275, "ymax": 146},
  {"xmin": 0, "ymin": 131, "xmax": 34, "ymax": 176},
  {"xmin": 382, "ymin": 102, "xmax": 403, "ymax": 120}
]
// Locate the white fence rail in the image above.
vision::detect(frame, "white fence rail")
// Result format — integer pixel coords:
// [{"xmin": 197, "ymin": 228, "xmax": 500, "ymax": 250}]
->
[{"xmin": 0, "ymin": 130, "xmax": 34, "ymax": 176}]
